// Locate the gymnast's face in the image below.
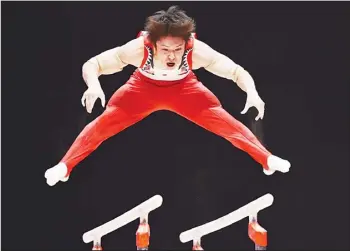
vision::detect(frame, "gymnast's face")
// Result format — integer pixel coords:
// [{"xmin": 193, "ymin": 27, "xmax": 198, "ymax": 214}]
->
[{"xmin": 155, "ymin": 36, "xmax": 185, "ymax": 70}]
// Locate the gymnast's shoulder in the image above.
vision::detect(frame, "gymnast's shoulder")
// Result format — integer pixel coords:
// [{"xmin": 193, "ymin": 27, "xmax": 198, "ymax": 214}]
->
[
  {"xmin": 192, "ymin": 38, "xmax": 221, "ymax": 70},
  {"xmin": 117, "ymin": 36, "xmax": 145, "ymax": 68}
]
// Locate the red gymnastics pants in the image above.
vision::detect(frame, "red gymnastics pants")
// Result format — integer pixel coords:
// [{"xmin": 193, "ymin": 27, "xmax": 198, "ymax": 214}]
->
[{"xmin": 61, "ymin": 70, "xmax": 271, "ymax": 175}]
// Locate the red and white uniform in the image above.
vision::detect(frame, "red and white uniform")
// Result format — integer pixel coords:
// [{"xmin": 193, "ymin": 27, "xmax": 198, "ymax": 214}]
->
[{"xmin": 60, "ymin": 32, "xmax": 271, "ymax": 175}]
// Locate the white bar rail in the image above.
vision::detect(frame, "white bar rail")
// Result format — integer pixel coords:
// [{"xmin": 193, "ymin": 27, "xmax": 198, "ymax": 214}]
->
[
  {"xmin": 179, "ymin": 193, "xmax": 274, "ymax": 243},
  {"xmin": 83, "ymin": 195, "xmax": 163, "ymax": 244}
]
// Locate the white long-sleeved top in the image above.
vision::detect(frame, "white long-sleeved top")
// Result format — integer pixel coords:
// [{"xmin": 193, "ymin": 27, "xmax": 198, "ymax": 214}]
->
[{"xmin": 82, "ymin": 35, "xmax": 258, "ymax": 94}]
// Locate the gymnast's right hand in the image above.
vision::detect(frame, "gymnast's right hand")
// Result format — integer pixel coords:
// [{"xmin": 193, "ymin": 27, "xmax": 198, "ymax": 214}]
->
[{"xmin": 81, "ymin": 85, "xmax": 106, "ymax": 113}]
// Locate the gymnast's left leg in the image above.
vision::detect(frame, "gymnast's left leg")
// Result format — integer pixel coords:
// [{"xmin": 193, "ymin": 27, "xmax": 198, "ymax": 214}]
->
[{"xmin": 169, "ymin": 80, "xmax": 290, "ymax": 175}]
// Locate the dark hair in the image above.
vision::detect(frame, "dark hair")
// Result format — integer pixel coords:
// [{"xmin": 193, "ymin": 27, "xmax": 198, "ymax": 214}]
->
[{"xmin": 144, "ymin": 6, "xmax": 196, "ymax": 45}]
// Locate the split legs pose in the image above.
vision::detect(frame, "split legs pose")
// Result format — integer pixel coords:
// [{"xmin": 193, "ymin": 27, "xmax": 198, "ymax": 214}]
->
[{"xmin": 45, "ymin": 71, "xmax": 290, "ymax": 186}]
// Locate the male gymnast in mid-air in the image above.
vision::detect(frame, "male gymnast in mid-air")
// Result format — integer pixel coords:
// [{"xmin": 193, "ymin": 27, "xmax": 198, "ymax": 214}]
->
[{"xmin": 45, "ymin": 6, "xmax": 291, "ymax": 186}]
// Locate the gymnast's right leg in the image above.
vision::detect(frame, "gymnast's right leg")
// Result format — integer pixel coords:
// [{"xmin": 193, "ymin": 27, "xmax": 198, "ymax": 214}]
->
[{"xmin": 45, "ymin": 80, "xmax": 156, "ymax": 186}]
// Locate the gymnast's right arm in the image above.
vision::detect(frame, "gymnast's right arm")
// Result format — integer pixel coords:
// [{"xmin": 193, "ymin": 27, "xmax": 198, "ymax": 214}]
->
[
  {"xmin": 82, "ymin": 36, "xmax": 144, "ymax": 88},
  {"xmin": 80, "ymin": 36, "xmax": 144, "ymax": 113}
]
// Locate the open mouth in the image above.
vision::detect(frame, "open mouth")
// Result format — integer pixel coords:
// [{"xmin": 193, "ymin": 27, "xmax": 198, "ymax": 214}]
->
[{"xmin": 166, "ymin": 62, "xmax": 175, "ymax": 67}]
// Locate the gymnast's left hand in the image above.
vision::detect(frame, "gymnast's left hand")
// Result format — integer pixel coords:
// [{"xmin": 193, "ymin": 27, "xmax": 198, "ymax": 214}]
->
[{"xmin": 241, "ymin": 91, "xmax": 265, "ymax": 121}]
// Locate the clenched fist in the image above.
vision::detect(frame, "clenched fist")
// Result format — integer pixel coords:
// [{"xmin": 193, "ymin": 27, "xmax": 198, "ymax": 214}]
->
[{"xmin": 81, "ymin": 85, "xmax": 106, "ymax": 113}]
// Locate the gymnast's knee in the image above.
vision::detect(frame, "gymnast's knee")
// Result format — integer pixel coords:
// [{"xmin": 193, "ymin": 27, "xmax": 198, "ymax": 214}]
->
[{"xmin": 83, "ymin": 106, "xmax": 122, "ymax": 130}]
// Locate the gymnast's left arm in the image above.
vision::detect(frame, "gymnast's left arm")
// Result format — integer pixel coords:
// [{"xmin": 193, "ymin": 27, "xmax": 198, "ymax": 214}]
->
[{"xmin": 192, "ymin": 38, "xmax": 265, "ymax": 120}]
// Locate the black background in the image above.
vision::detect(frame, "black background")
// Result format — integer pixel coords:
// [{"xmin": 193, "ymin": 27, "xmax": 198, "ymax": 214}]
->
[{"xmin": 2, "ymin": 1, "xmax": 349, "ymax": 250}]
